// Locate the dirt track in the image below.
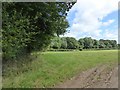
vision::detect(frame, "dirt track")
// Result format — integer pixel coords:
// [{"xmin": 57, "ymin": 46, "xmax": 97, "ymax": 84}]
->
[{"xmin": 55, "ymin": 64, "xmax": 118, "ymax": 88}]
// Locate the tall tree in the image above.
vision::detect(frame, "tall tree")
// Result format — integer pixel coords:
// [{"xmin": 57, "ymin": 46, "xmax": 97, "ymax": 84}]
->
[
  {"xmin": 93, "ymin": 39, "xmax": 99, "ymax": 48},
  {"xmin": 66, "ymin": 37, "xmax": 79, "ymax": 49},
  {"xmin": 78, "ymin": 38, "xmax": 84, "ymax": 49},
  {"xmin": 109, "ymin": 40, "xmax": 117, "ymax": 48},
  {"xmin": 83, "ymin": 37, "xmax": 94, "ymax": 49},
  {"xmin": 99, "ymin": 39, "xmax": 106, "ymax": 48},
  {"xmin": 2, "ymin": 2, "xmax": 75, "ymax": 61},
  {"xmin": 50, "ymin": 37, "xmax": 61, "ymax": 49},
  {"xmin": 60, "ymin": 37, "xmax": 67, "ymax": 49}
]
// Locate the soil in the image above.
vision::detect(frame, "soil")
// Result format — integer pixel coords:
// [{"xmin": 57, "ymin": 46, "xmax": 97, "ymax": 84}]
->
[{"xmin": 55, "ymin": 64, "xmax": 118, "ymax": 88}]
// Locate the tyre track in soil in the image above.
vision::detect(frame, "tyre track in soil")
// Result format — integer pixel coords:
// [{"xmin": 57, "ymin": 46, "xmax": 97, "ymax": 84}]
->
[{"xmin": 55, "ymin": 64, "xmax": 118, "ymax": 88}]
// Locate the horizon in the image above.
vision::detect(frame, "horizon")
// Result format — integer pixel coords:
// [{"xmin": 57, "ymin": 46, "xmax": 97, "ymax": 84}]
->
[
  {"xmin": 61, "ymin": 0, "xmax": 119, "ymax": 44},
  {"xmin": 59, "ymin": 36, "xmax": 118, "ymax": 44}
]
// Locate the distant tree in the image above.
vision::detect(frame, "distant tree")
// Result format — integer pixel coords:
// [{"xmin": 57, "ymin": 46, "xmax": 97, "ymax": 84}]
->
[
  {"xmin": 83, "ymin": 37, "xmax": 93, "ymax": 49},
  {"xmin": 98, "ymin": 39, "xmax": 117, "ymax": 49},
  {"xmin": 60, "ymin": 37, "xmax": 67, "ymax": 49},
  {"xmin": 93, "ymin": 39, "xmax": 99, "ymax": 48},
  {"xmin": 104, "ymin": 40, "xmax": 110, "ymax": 48},
  {"xmin": 66, "ymin": 37, "xmax": 79, "ymax": 49},
  {"xmin": 109, "ymin": 40, "xmax": 117, "ymax": 48},
  {"xmin": 50, "ymin": 37, "xmax": 61, "ymax": 49},
  {"xmin": 108, "ymin": 44, "xmax": 112, "ymax": 48},
  {"xmin": 118, "ymin": 44, "xmax": 120, "ymax": 49},
  {"xmin": 99, "ymin": 40, "xmax": 106, "ymax": 48},
  {"xmin": 78, "ymin": 38, "xmax": 84, "ymax": 49}
]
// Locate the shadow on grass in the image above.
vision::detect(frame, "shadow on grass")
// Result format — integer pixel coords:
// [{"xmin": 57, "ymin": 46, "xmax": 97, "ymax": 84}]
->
[{"xmin": 2, "ymin": 52, "xmax": 41, "ymax": 78}]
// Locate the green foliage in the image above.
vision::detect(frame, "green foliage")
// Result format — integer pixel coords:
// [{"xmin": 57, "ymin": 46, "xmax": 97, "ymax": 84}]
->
[
  {"xmin": 99, "ymin": 40, "xmax": 106, "ymax": 48},
  {"xmin": 109, "ymin": 40, "xmax": 117, "ymax": 48},
  {"xmin": 2, "ymin": 2, "xmax": 74, "ymax": 61},
  {"xmin": 50, "ymin": 37, "xmax": 61, "ymax": 49},
  {"xmin": 50, "ymin": 37, "xmax": 118, "ymax": 50},
  {"xmin": 78, "ymin": 38, "xmax": 117, "ymax": 50},
  {"xmin": 60, "ymin": 37, "xmax": 67, "ymax": 49},
  {"xmin": 93, "ymin": 39, "xmax": 99, "ymax": 48},
  {"xmin": 83, "ymin": 37, "xmax": 94, "ymax": 49},
  {"xmin": 78, "ymin": 38, "xmax": 84, "ymax": 49},
  {"xmin": 50, "ymin": 37, "xmax": 79, "ymax": 49},
  {"xmin": 118, "ymin": 44, "xmax": 120, "ymax": 49},
  {"xmin": 66, "ymin": 37, "xmax": 79, "ymax": 49}
]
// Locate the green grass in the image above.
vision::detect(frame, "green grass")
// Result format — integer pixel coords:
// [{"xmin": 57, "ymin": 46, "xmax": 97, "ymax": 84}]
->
[{"xmin": 3, "ymin": 50, "xmax": 118, "ymax": 88}]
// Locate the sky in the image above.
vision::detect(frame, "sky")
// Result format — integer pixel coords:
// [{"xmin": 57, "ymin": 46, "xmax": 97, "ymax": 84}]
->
[{"xmin": 61, "ymin": 0, "xmax": 119, "ymax": 43}]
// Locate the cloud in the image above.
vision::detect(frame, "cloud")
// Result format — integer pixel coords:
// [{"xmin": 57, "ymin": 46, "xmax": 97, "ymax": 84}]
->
[
  {"xmin": 64, "ymin": 0, "xmax": 119, "ymax": 42},
  {"xmin": 102, "ymin": 19, "xmax": 115, "ymax": 26},
  {"xmin": 102, "ymin": 29, "xmax": 118, "ymax": 42}
]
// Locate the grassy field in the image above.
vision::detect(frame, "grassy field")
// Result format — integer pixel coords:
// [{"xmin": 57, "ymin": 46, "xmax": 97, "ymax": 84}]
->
[{"xmin": 3, "ymin": 50, "xmax": 118, "ymax": 88}]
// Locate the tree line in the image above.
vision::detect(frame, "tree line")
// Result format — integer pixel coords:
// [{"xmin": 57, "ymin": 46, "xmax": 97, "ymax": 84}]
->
[
  {"xmin": 2, "ymin": 2, "xmax": 75, "ymax": 61},
  {"xmin": 49, "ymin": 37, "xmax": 118, "ymax": 50}
]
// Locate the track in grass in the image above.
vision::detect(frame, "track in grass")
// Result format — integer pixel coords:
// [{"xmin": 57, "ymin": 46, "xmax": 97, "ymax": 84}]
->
[
  {"xmin": 3, "ymin": 50, "xmax": 118, "ymax": 88},
  {"xmin": 55, "ymin": 64, "xmax": 118, "ymax": 88}
]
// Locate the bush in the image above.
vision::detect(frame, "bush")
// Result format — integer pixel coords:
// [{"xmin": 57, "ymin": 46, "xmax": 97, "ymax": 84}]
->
[{"xmin": 79, "ymin": 48, "xmax": 82, "ymax": 51}]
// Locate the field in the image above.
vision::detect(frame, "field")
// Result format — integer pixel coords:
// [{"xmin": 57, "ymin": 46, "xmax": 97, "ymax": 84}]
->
[{"xmin": 3, "ymin": 50, "xmax": 118, "ymax": 88}]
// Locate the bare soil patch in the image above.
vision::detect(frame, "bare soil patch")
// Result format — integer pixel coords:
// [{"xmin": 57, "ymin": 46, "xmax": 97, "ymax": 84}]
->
[{"xmin": 55, "ymin": 64, "xmax": 118, "ymax": 88}]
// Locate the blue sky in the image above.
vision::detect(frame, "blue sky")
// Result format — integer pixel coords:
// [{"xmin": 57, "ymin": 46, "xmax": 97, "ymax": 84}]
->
[{"xmin": 61, "ymin": 0, "xmax": 119, "ymax": 43}]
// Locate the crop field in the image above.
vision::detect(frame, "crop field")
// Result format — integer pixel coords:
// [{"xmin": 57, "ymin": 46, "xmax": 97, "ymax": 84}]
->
[{"xmin": 3, "ymin": 50, "xmax": 118, "ymax": 88}]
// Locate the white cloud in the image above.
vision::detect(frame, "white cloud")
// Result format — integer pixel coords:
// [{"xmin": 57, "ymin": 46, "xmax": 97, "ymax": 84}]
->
[
  {"xmin": 64, "ymin": 0, "xmax": 119, "ymax": 41},
  {"xmin": 102, "ymin": 19, "xmax": 115, "ymax": 26},
  {"xmin": 102, "ymin": 29, "xmax": 118, "ymax": 42}
]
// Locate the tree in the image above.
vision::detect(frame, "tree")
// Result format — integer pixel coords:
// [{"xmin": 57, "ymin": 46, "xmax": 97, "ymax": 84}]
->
[
  {"xmin": 103, "ymin": 40, "xmax": 111, "ymax": 48},
  {"xmin": 93, "ymin": 39, "xmax": 99, "ymax": 48},
  {"xmin": 2, "ymin": 2, "xmax": 75, "ymax": 61},
  {"xmin": 78, "ymin": 38, "xmax": 84, "ymax": 49},
  {"xmin": 50, "ymin": 37, "xmax": 61, "ymax": 49},
  {"xmin": 99, "ymin": 40, "xmax": 106, "ymax": 48},
  {"xmin": 83, "ymin": 37, "xmax": 94, "ymax": 49},
  {"xmin": 60, "ymin": 37, "xmax": 67, "ymax": 49},
  {"xmin": 109, "ymin": 40, "xmax": 117, "ymax": 48},
  {"xmin": 56, "ymin": 17, "xmax": 69, "ymax": 37},
  {"xmin": 66, "ymin": 37, "xmax": 79, "ymax": 49},
  {"xmin": 98, "ymin": 39, "xmax": 117, "ymax": 49},
  {"xmin": 118, "ymin": 44, "xmax": 120, "ymax": 49}
]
